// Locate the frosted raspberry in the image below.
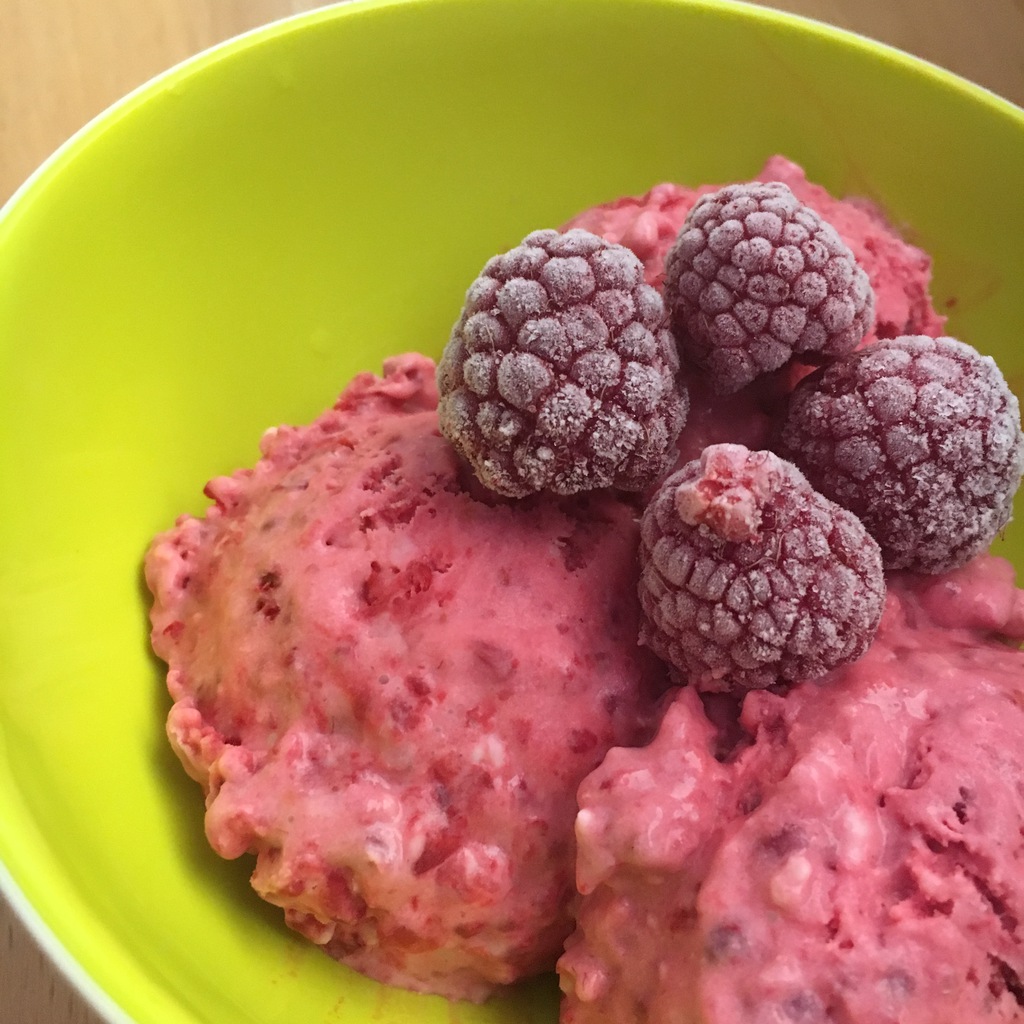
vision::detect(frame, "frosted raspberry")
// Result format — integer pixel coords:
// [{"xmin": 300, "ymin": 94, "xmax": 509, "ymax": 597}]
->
[
  {"xmin": 777, "ymin": 335, "xmax": 1024, "ymax": 573},
  {"xmin": 638, "ymin": 444, "xmax": 885, "ymax": 691},
  {"xmin": 437, "ymin": 229, "xmax": 688, "ymax": 497},
  {"xmin": 663, "ymin": 181, "xmax": 875, "ymax": 394}
]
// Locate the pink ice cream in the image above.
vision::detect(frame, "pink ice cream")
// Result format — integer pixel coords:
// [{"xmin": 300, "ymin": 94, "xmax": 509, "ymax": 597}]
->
[
  {"xmin": 144, "ymin": 353, "xmax": 670, "ymax": 1002},
  {"xmin": 563, "ymin": 155, "xmax": 946, "ymax": 344},
  {"xmin": 563, "ymin": 156, "xmax": 948, "ymax": 465},
  {"xmin": 558, "ymin": 555, "xmax": 1024, "ymax": 1023},
  {"xmin": 145, "ymin": 157, "xmax": 1014, "ymax": 1018},
  {"xmin": 563, "ymin": 181, "xmax": 716, "ymax": 292}
]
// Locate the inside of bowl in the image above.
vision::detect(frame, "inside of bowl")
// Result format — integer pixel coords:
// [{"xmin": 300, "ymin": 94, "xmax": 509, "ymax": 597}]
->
[{"xmin": 0, "ymin": 0, "xmax": 1022, "ymax": 1022}]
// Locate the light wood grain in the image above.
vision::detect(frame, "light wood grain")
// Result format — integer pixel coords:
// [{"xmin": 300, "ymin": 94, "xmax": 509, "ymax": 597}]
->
[
  {"xmin": 0, "ymin": 2, "xmax": 1022, "ymax": 1023},
  {"xmin": 0, "ymin": 0, "xmax": 1022, "ymax": 203}
]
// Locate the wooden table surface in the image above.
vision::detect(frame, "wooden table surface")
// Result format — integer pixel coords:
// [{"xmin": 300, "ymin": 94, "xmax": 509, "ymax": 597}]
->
[{"xmin": 1, "ymin": 1, "xmax": 1022, "ymax": 1022}]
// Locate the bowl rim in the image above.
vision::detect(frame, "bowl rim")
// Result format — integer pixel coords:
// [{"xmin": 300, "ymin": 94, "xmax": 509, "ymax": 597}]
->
[
  {"xmin": 1, "ymin": 859, "xmax": 135, "ymax": 1024},
  {"xmin": 0, "ymin": 0, "xmax": 1021, "ymax": 231},
  {"xmin": 0, "ymin": 0, "xmax": 353, "ymax": 223},
  {"xmin": 0, "ymin": 0, "xmax": 1021, "ymax": 1022}
]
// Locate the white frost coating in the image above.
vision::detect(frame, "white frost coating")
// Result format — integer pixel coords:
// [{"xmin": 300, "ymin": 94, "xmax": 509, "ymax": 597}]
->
[
  {"xmin": 437, "ymin": 228, "xmax": 687, "ymax": 498},
  {"xmin": 664, "ymin": 180, "xmax": 875, "ymax": 393},
  {"xmin": 780, "ymin": 335, "xmax": 1024, "ymax": 572},
  {"xmin": 540, "ymin": 255, "xmax": 596, "ymax": 305}
]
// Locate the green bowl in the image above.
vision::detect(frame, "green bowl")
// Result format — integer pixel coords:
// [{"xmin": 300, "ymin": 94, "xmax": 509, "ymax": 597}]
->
[{"xmin": 1, "ymin": 0, "xmax": 1022, "ymax": 1021}]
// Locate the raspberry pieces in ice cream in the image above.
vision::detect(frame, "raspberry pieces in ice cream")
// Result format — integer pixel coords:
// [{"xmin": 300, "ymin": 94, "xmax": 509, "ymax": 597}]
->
[
  {"xmin": 144, "ymin": 354, "xmax": 669, "ymax": 1002},
  {"xmin": 559, "ymin": 556, "xmax": 1024, "ymax": 1024}
]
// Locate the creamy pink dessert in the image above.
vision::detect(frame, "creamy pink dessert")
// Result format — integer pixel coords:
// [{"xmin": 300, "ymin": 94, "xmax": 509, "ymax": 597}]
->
[
  {"xmin": 564, "ymin": 156, "xmax": 948, "ymax": 465},
  {"xmin": 145, "ymin": 157, "xmax": 1018, "ymax": 1019},
  {"xmin": 145, "ymin": 353, "xmax": 669, "ymax": 1002},
  {"xmin": 564, "ymin": 155, "xmax": 945, "ymax": 345},
  {"xmin": 559, "ymin": 554, "xmax": 1024, "ymax": 1023}
]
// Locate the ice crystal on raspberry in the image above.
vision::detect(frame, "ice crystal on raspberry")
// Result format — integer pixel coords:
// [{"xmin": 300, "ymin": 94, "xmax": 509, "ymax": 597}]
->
[
  {"xmin": 777, "ymin": 335, "xmax": 1024, "ymax": 573},
  {"xmin": 437, "ymin": 229, "xmax": 688, "ymax": 497},
  {"xmin": 638, "ymin": 444, "xmax": 885, "ymax": 691},
  {"xmin": 663, "ymin": 181, "xmax": 875, "ymax": 394}
]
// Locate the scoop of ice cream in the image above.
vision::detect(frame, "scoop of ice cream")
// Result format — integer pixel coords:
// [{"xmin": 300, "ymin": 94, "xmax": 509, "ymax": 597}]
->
[
  {"xmin": 563, "ymin": 157, "xmax": 947, "ymax": 469},
  {"xmin": 563, "ymin": 157, "xmax": 945, "ymax": 346},
  {"xmin": 145, "ymin": 353, "xmax": 670, "ymax": 1002},
  {"xmin": 558, "ymin": 554, "xmax": 1024, "ymax": 1023},
  {"xmin": 562, "ymin": 181, "xmax": 715, "ymax": 290}
]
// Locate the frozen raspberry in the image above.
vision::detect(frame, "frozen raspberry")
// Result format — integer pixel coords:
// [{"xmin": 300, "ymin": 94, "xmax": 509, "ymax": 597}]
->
[
  {"xmin": 437, "ymin": 228, "xmax": 688, "ymax": 497},
  {"xmin": 777, "ymin": 335, "xmax": 1024, "ymax": 573},
  {"xmin": 663, "ymin": 181, "xmax": 875, "ymax": 394},
  {"xmin": 638, "ymin": 444, "xmax": 885, "ymax": 691}
]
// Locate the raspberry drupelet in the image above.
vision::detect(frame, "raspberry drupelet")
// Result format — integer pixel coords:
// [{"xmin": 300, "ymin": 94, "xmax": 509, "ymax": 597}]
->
[
  {"xmin": 777, "ymin": 335, "xmax": 1024, "ymax": 573},
  {"xmin": 663, "ymin": 181, "xmax": 875, "ymax": 394},
  {"xmin": 638, "ymin": 444, "xmax": 885, "ymax": 692},
  {"xmin": 437, "ymin": 229, "xmax": 688, "ymax": 498}
]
